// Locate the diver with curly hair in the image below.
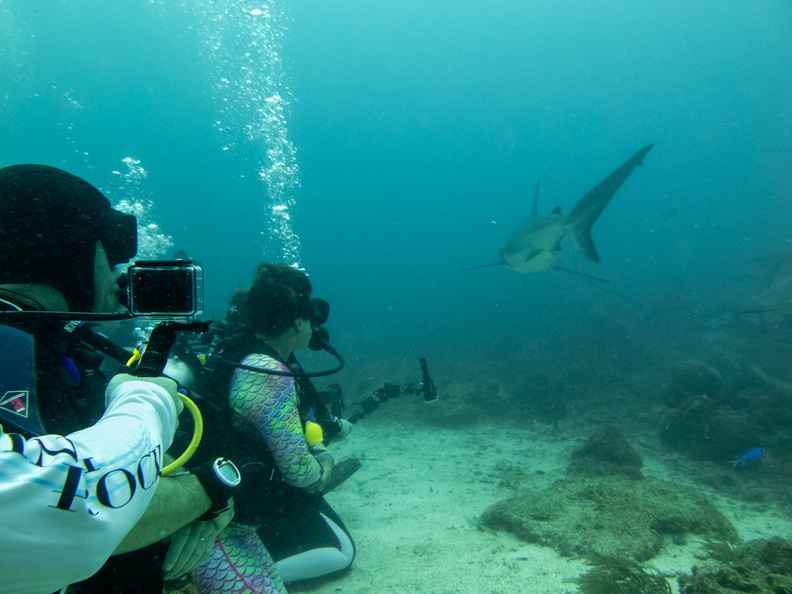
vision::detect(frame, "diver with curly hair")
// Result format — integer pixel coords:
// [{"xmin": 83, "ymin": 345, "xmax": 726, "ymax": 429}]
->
[{"xmin": 195, "ymin": 263, "xmax": 355, "ymax": 593}]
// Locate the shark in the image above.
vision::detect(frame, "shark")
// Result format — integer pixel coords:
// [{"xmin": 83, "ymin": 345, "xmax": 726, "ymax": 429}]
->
[{"xmin": 462, "ymin": 144, "xmax": 654, "ymax": 279}]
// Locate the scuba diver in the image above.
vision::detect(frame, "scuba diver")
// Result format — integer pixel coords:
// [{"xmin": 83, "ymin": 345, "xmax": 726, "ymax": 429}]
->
[
  {"xmin": 0, "ymin": 164, "xmax": 219, "ymax": 593},
  {"xmin": 190, "ymin": 263, "xmax": 355, "ymax": 594}
]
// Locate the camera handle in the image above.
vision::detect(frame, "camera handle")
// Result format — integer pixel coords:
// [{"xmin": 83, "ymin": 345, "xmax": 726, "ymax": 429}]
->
[
  {"xmin": 133, "ymin": 321, "xmax": 211, "ymax": 476},
  {"xmin": 134, "ymin": 320, "xmax": 211, "ymax": 377},
  {"xmin": 420, "ymin": 357, "xmax": 437, "ymax": 402}
]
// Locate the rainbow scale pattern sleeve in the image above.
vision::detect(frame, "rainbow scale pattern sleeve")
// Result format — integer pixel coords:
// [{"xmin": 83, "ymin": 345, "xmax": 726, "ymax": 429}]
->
[
  {"xmin": 196, "ymin": 524, "xmax": 285, "ymax": 594},
  {"xmin": 229, "ymin": 353, "xmax": 321, "ymax": 488}
]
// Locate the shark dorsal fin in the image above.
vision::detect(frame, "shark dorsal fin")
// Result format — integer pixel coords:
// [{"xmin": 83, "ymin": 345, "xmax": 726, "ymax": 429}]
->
[
  {"xmin": 531, "ymin": 181, "xmax": 540, "ymax": 217},
  {"xmin": 551, "ymin": 205, "xmax": 562, "ymax": 215}
]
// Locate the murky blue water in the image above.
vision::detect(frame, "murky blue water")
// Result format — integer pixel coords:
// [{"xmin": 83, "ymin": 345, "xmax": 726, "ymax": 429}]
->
[{"xmin": 2, "ymin": 0, "xmax": 791, "ymax": 382}]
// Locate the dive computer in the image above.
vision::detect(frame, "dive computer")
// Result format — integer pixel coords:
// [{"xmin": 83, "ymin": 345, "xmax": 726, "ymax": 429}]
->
[{"xmin": 192, "ymin": 457, "xmax": 241, "ymax": 521}]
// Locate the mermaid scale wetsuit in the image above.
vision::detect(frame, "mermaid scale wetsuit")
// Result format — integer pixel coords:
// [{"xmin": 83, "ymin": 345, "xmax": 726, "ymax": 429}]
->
[{"xmin": 195, "ymin": 353, "xmax": 321, "ymax": 594}]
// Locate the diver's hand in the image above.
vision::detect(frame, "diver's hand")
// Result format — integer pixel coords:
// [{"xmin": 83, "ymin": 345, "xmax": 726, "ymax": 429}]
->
[
  {"xmin": 335, "ymin": 418, "xmax": 354, "ymax": 442},
  {"xmin": 163, "ymin": 504, "xmax": 234, "ymax": 580},
  {"xmin": 305, "ymin": 447, "xmax": 335, "ymax": 494},
  {"xmin": 105, "ymin": 373, "xmax": 183, "ymax": 415}
]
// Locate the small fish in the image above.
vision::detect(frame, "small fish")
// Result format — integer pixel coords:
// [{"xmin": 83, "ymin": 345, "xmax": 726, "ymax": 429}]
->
[{"xmin": 730, "ymin": 448, "xmax": 765, "ymax": 468}]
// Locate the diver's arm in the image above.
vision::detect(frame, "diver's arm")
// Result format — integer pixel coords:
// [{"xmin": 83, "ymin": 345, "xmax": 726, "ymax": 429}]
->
[
  {"xmin": 113, "ymin": 470, "xmax": 211, "ymax": 554},
  {"xmin": 231, "ymin": 354, "xmax": 323, "ymax": 488},
  {"xmin": 0, "ymin": 377, "xmax": 181, "ymax": 594}
]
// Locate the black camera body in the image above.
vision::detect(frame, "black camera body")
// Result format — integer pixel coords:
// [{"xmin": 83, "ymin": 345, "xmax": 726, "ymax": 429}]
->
[{"xmin": 125, "ymin": 260, "xmax": 204, "ymax": 318}]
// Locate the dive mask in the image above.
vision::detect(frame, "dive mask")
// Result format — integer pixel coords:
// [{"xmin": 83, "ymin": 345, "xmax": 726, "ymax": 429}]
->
[{"xmin": 308, "ymin": 298, "xmax": 330, "ymax": 351}]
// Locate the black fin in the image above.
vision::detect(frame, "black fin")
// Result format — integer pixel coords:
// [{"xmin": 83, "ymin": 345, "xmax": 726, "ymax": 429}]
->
[{"xmin": 322, "ymin": 457, "xmax": 362, "ymax": 494}]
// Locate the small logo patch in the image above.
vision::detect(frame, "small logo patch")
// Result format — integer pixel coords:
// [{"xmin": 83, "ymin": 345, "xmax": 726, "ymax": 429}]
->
[{"xmin": 1, "ymin": 391, "xmax": 30, "ymax": 418}]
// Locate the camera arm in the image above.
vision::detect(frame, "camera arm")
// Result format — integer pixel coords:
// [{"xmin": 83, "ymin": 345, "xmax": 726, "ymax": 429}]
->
[{"xmin": 347, "ymin": 357, "xmax": 437, "ymax": 424}]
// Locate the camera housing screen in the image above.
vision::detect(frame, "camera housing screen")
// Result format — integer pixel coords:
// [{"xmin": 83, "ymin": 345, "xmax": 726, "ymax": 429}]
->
[{"xmin": 127, "ymin": 261, "xmax": 204, "ymax": 317}]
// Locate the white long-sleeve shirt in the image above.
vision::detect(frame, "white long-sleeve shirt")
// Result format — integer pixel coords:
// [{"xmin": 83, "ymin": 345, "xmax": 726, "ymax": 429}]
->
[{"xmin": 0, "ymin": 378, "xmax": 180, "ymax": 594}]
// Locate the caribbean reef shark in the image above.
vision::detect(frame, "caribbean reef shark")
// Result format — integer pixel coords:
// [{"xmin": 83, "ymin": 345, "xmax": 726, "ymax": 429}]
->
[{"xmin": 462, "ymin": 144, "xmax": 654, "ymax": 279}]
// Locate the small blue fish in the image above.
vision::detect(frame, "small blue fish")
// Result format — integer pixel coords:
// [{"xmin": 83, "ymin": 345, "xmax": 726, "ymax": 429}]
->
[{"xmin": 730, "ymin": 448, "xmax": 765, "ymax": 468}]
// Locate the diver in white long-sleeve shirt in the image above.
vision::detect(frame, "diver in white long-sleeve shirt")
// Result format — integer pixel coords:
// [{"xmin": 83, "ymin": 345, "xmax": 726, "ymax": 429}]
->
[
  {"xmin": 0, "ymin": 164, "xmax": 223, "ymax": 594},
  {"xmin": 0, "ymin": 373, "xmax": 182, "ymax": 594}
]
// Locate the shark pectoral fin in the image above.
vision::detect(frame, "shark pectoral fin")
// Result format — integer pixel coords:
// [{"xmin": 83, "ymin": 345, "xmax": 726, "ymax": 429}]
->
[
  {"xmin": 458, "ymin": 260, "xmax": 505, "ymax": 272},
  {"xmin": 553, "ymin": 265, "xmax": 609, "ymax": 282}
]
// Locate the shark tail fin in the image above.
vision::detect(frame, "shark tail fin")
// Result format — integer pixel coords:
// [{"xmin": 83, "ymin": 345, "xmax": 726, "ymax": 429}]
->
[
  {"xmin": 569, "ymin": 143, "xmax": 655, "ymax": 263},
  {"xmin": 571, "ymin": 225, "xmax": 601, "ymax": 262}
]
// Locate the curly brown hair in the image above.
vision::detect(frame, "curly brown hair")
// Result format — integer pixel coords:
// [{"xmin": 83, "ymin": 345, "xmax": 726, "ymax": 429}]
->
[{"xmin": 228, "ymin": 263, "xmax": 313, "ymax": 336}]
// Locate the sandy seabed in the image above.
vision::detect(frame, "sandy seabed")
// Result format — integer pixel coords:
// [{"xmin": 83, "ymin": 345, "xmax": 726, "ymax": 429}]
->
[{"xmin": 294, "ymin": 409, "xmax": 792, "ymax": 594}]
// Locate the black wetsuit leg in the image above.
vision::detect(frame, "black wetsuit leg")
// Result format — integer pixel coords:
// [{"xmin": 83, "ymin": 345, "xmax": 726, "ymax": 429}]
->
[{"xmin": 257, "ymin": 497, "xmax": 355, "ymax": 566}]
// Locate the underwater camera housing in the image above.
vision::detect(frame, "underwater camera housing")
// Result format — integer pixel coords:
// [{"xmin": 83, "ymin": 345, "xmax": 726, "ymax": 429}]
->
[{"xmin": 124, "ymin": 260, "xmax": 204, "ymax": 318}]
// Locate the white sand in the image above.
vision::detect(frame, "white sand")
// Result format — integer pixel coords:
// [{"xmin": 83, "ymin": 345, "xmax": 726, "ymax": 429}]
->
[{"xmin": 297, "ymin": 407, "xmax": 792, "ymax": 594}]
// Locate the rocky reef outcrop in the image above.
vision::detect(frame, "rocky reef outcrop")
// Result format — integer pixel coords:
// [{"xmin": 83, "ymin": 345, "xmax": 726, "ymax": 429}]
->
[{"xmin": 479, "ymin": 426, "xmax": 738, "ymax": 561}]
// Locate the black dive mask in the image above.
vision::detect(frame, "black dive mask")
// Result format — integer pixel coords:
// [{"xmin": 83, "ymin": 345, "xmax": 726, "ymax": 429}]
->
[
  {"xmin": 101, "ymin": 208, "xmax": 138, "ymax": 267},
  {"xmin": 308, "ymin": 298, "xmax": 330, "ymax": 351},
  {"xmin": 310, "ymin": 298, "xmax": 329, "ymax": 326}
]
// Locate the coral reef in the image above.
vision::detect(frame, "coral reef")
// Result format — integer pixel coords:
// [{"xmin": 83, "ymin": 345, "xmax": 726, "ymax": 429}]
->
[
  {"xmin": 679, "ymin": 537, "xmax": 792, "ymax": 593},
  {"xmin": 567, "ymin": 425, "xmax": 644, "ymax": 480},
  {"xmin": 480, "ymin": 426, "xmax": 737, "ymax": 562},
  {"xmin": 660, "ymin": 394, "xmax": 762, "ymax": 462},
  {"xmin": 480, "ymin": 475, "xmax": 737, "ymax": 562},
  {"xmin": 659, "ymin": 358, "xmax": 792, "ymax": 466},
  {"xmin": 662, "ymin": 360, "xmax": 724, "ymax": 408}
]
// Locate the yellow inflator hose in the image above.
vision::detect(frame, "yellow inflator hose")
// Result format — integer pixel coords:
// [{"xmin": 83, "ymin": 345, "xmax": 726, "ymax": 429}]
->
[{"xmin": 162, "ymin": 393, "xmax": 203, "ymax": 476}]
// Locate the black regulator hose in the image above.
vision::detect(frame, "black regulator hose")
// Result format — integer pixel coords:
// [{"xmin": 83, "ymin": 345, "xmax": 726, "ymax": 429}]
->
[{"xmin": 221, "ymin": 326, "xmax": 345, "ymax": 378}]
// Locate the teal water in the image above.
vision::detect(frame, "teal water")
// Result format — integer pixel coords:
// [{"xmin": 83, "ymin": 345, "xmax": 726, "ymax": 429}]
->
[
  {"xmin": 1, "ymin": 0, "xmax": 791, "ymax": 400},
  {"xmin": 3, "ymin": 3, "xmax": 792, "ymax": 591}
]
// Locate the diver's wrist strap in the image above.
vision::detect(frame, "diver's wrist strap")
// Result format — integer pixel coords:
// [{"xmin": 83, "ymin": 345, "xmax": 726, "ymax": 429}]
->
[{"xmin": 191, "ymin": 459, "xmax": 236, "ymax": 521}]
